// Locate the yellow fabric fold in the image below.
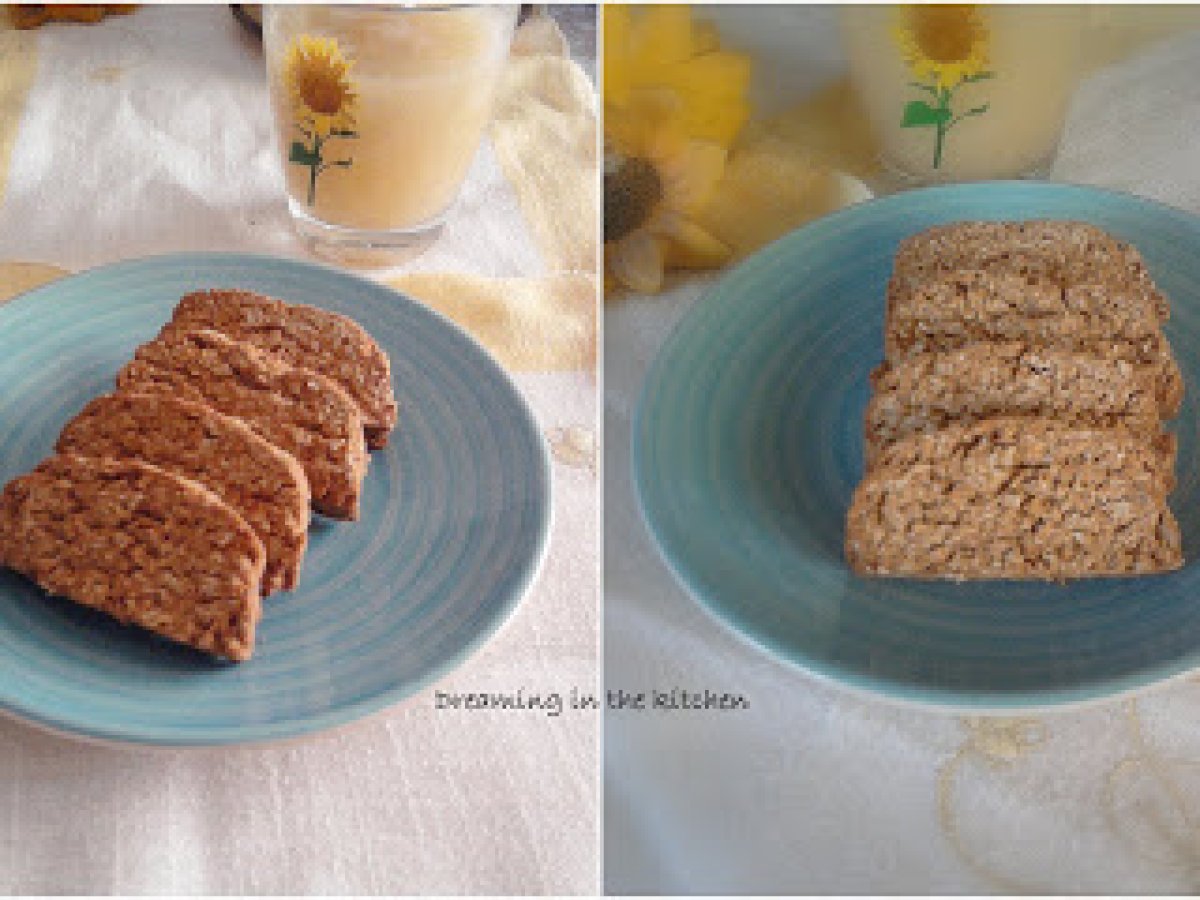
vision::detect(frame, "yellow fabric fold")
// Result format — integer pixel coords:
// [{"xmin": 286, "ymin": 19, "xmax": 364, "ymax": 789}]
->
[
  {"xmin": 0, "ymin": 262, "xmax": 68, "ymax": 304},
  {"xmin": 387, "ymin": 272, "xmax": 596, "ymax": 374},
  {"xmin": 393, "ymin": 16, "xmax": 599, "ymax": 376},
  {"xmin": 0, "ymin": 26, "xmax": 37, "ymax": 207},
  {"xmin": 489, "ymin": 17, "xmax": 598, "ymax": 276}
]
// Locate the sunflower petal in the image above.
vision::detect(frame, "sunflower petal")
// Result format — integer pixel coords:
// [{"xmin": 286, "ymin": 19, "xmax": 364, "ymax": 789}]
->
[
  {"xmin": 656, "ymin": 50, "xmax": 753, "ymax": 146},
  {"xmin": 893, "ymin": 4, "xmax": 990, "ymax": 90},
  {"xmin": 659, "ymin": 214, "xmax": 732, "ymax": 269},
  {"xmin": 697, "ymin": 136, "xmax": 871, "ymax": 260},
  {"xmin": 283, "ymin": 35, "xmax": 358, "ymax": 134},
  {"xmin": 691, "ymin": 19, "xmax": 721, "ymax": 55},
  {"xmin": 608, "ymin": 230, "xmax": 665, "ymax": 294},
  {"xmin": 609, "ymin": 88, "xmax": 687, "ymax": 159},
  {"xmin": 661, "ymin": 140, "xmax": 727, "ymax": 212},
  {"xmin": 629, "ymin": 5, "xmax": 696, "ymax": 71},
  {"xmin": 602, "ymin": 5, "xmax": 633, "ymax": 107}
]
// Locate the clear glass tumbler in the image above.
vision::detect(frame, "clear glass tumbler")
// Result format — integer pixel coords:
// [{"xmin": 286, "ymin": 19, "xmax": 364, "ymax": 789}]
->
[
  {"xmin": 264, "ymin": 4, "xmax": 517, "ymax": 258},
  {"xmin": 840, "ymin": 5, "xmax": 1084, "ymax": 185}
]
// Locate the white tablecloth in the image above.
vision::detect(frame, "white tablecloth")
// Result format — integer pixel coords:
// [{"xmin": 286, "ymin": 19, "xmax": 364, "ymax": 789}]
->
[
  {"xmin": 605, "ymin": 10, "xmax": 1200, "ymax": 894},
  {"xmin": 0, "ymin": 6, "xmax": 597, "ymax": 894}
]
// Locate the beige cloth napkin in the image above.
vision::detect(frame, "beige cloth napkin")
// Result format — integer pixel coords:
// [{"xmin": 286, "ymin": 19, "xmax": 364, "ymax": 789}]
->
[
  {"xmin": 389, "ymin": 15, "xmax": 598, "ymax": 374},
  {"xmin": 390, "ymin": 272, "xmax": 596, "ymax": 373},
  {"xmin": 491, "ymin": 14, "xmax": 598, "ymax": 276},
  {"xmin": 0, "ymin": 26, "xmax": 56, "ymax": 303},
  {"xmin": 0, "ymin": 27, "xmax": 35, "ymax": 206}
]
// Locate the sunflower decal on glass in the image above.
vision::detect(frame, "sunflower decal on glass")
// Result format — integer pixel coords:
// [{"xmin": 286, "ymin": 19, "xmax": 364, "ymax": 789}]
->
[
  {"xmin": 283, "ymin": 35, "xmax": 359, "ymax": 206},
  {"xmin": 893, "ymin": 4, "xmax": 993, "ymax": 170}
]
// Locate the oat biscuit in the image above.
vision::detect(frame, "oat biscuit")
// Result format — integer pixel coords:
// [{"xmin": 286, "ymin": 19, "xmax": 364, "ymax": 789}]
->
[
  {"xmin": 116, "ymin": 328, "xmax": 368, "ymax": 520},
  {"xmin": 57, "ymin": 392, "xmax": 311, "ymax": 594},
  {"xmin": 883, "ymin": 268, "xmax": 1183, "ymax": 415},
  {"xmin": 848, "ymin": 221, "xmax": 1183, "ymax": 582},
  {"xmin": 0, "ymin": 454, "xmax": 264, "ymax": 661},
  {"xmin": 845, "ymin": 419, "xmax": 1183, "ymax": 581},
  {"xmin": 890, "ymin": 220, "xmax": 1168, "ymax": 322},
  {"xmin": 865, "ymin": 342, "xmax": 1171, "ymax": 468},
  {"xmin": 162, "ymin": 289, "xmax": 398, "ymax": 449}
]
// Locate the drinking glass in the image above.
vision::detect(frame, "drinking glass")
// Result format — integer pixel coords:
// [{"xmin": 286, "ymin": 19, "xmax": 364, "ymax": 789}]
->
[
  {"xmin": 264, "ymin": 4, "xmax": 518, "ymax": 259},
  {"xmin": 840, "ymin": 5, "xmax": 1084, "ymax": 184}
]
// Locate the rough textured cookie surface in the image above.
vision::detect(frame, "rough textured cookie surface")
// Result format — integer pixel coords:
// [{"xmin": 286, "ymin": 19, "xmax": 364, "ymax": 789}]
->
[
  {"xmin": 884, "ymin": 268, "xmax": 1183, "ymax": 415},
  {"xmin": 162, "ymin": 289, "xmax": 398, "ymax": 449},
  {"xmin": 116, "ymin": 328, "xmax": 368, "ymax": 520},
  {"xmin": 865, "ymin": 342, "xmax": 1170, "ymax": 468},
  {"xmin": 0, "ymin": 454, "xmax": 264, "ymax": 661},
  {"xmin": 846, "ymin": 419, "xmax": 1183, "ymax": 581},
  {"xmin": 891, "ymin": 220, "xmax": 1168, "ymax": 321},
  {"xmin": 56, "ymin": 392, "xmax": 311, "ymax": 594}
]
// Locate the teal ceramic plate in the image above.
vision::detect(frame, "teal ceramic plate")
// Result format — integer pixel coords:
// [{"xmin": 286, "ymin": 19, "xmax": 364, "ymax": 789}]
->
[
  {"xmin": 635, "ymin": 181, "xmax": 1200, "ymax": 709},
  {"xmin": 0, "ymin": 253, "xmax": 550, "ymax": 744}
]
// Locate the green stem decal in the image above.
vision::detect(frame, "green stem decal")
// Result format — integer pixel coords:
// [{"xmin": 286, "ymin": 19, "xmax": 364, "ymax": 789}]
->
[
  {"xmin": 900, "ymin": 72, "xmax": 994, "ymax": 170},
  {"xmin": 933, "ymin": 87, "xmax": 948, "ymax": 169},
  {"xmin": 288, "ymin": 122, "xmax": 357, "ymax": 206}
]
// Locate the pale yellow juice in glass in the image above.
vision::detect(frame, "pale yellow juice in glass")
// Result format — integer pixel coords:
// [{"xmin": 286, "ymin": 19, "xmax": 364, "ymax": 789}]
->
[
  {"xmin": 840, "ymin": 5, "xmax": 1083, "ymax": 182},
  {"xmin": 266, "ymin": 5, "xmax": 515, "ymax": 236}
]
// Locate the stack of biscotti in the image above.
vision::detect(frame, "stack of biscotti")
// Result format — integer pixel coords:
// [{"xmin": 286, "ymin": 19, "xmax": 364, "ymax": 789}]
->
[
  {"xmin": 845, "ymin": 220, "xmax": 1184, "ymax": 581},
  {"xmin": 0, "ymin": 289, "xmax": 397, "ymax": 660}
]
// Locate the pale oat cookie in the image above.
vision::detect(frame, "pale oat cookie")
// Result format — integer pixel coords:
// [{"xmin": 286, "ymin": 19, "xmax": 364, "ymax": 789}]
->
[
  {"xmin": 116, "ymin": 328, "xmax": 368, "ymax": 520},
  {"xmin": 845, "ymin": 419, "xmax": 1183, "ymax": 581},
  {"xmin": 161, "ymin": 289, "xmax": 398, "ymax": 449},
  {"xmin": 848, "ymin": 221, "xmax": 1184, "ymax": 582},
  {"xmin": 0, "ymin": 454, "xmax": 264, "ymax": 661},
  {"xmin": 864, "ymin": 342, "xmax": 1172, "ymax": 469},
  {"xmin": 890, "ymin": 220, "xmax": 1168, "ymax": 322},
  {"xmin": 57, "ymin": 392, "xmax": 311, "ymax": 594},
  {"xmin": 883, "ymin": 268, "xmax": 1184, "ymax": 416}
]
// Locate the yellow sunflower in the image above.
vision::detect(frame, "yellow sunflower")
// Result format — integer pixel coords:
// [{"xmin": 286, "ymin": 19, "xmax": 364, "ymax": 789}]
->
[
  {"xmin": 893, "ymin": 4, "xmax": 989, "ymax": 90},
  {"xmin": 605, "ymin": 5, "xmax": 751, "ymax": 149},
  {"xmin": 605, "ymin": 90, "xmax": 731, "ymax": 295},
  {"xmin": 283, "ymin": 35, "xmax": 358, "ymax": 137},
  {"xmin": 603, "ymin": 6, "xmax": 751, "ymax": 295}
]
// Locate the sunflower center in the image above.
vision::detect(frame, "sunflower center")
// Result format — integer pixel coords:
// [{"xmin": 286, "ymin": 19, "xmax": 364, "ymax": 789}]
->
[
  {"xmin": 910, "ymin": 5, "xmax": 978, "ymax": 64},
  {"xmin": 604, "ymin": 157, "xmax": 663, "ymax": 243},
  {"xmin": 297, "ymin": 67, "xmax": 348, "ymax": 116}
]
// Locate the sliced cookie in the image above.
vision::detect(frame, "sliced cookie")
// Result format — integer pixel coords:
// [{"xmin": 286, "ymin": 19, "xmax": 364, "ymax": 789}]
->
[
  {"xmin": 883, "ymin": 268, "xmax": 1183, "ymax": 416},
  {"xmin": 0, "ymin": 454, "xmax": 265, "ymax": 661},
  {"xmin": 845, "ymin": 418, "xmax": 1182, "ymax": 581},
  {"xmin": 116, "ymin": 328, "xmax": 368, "ymax": 520},
  {"xmin": 162, "ymin": 289, "xmax": 398, "ymax": 449},
  {"xmin": 865, "ymin": 343, "xmax": 1171, "ymax": 468},
  {"xmin": 57, "ymin": 392, "xmax": 311, "ymax": 594},
  {"xmin": 890, "ymin": 220, "xmax": 1168, "ymax": 321}
]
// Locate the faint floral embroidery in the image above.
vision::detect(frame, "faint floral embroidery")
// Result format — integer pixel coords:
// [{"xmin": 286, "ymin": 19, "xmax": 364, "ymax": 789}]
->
[
  {"xmin": 937, "ymin": 696, "xmax": 1200, "ymax": 893},
  {"xmin": 937, "ymin": 716, "xmax": 1049, "ymax": 893},
  {"xmin": 1102, "ymin": 699, "xmax": 1200, "ymax": 885}
]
